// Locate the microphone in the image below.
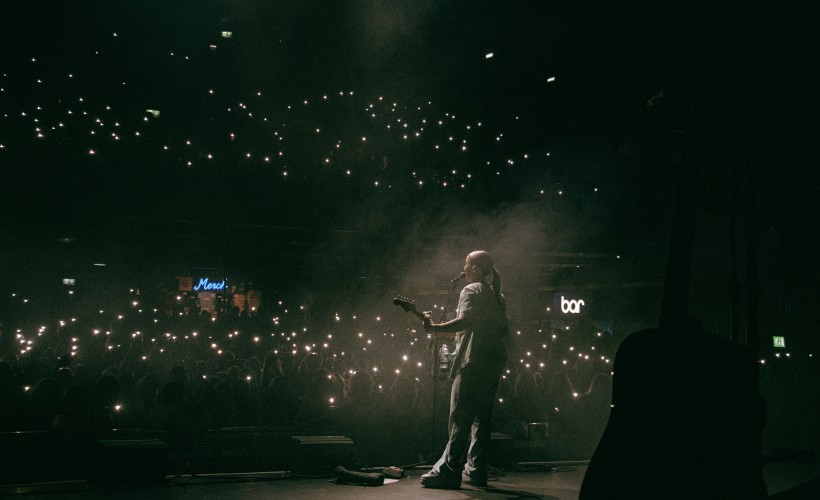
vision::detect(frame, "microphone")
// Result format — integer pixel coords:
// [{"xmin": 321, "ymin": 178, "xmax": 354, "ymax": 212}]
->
[{"xmin": 450, "ymin": 272, "xmax": 466, "ymax": 284}]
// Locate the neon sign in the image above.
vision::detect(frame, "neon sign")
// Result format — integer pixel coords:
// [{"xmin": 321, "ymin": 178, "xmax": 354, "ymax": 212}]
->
[
  {"xmin": 561, "ymin": 296, "xmax": 585, "ymax": 314},
  {"xmin": 193, "ymin": 278, "xmax": 227, "ymax": 291}
]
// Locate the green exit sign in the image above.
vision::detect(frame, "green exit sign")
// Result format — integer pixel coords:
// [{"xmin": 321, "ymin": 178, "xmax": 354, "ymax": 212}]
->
[{"xmin": 773, "ymin": 336, "xmax": 786, "ymax": 348}]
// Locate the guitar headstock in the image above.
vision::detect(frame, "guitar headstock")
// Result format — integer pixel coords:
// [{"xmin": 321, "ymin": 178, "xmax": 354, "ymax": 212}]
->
[{"xmin": 392, "ymin": 296, "xmax": 416, "ymax": 313}]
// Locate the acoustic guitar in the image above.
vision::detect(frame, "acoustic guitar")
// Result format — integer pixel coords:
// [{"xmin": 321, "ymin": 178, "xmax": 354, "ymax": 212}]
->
[{"xmin": 579, "ymin": 89, "xmax": 767, "ymax": 499}]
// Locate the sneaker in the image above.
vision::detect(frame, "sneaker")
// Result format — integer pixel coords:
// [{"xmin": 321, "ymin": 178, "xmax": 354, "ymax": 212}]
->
[
  {"xmin": 420, "ymin": 467, "xmax": 461, "ymax": 489},
  {"xmin": 463, "ymin": 470, "xmax": 488, "ymax": 487}
]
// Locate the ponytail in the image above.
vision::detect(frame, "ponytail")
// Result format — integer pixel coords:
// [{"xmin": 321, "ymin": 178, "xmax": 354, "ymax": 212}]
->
[{"xmin": 491, "ymin": 267, "xmax": 504, "ymax": 309}]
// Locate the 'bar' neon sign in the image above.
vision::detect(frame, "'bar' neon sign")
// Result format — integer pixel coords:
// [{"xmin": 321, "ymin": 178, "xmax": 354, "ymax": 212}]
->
[
  {"xmin": 561, "ymin": 296, "xmax": 585, "ymax": 314},
  {"xmin": 193, "ymin": 278, "xmax": 226, "ymax": 291}
]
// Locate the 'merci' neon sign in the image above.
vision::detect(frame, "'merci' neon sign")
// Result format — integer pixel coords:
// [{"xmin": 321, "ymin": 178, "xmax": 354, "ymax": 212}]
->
[{"xmin": 193, "ymin": 278, "xmax": 227, "ymax": 291}]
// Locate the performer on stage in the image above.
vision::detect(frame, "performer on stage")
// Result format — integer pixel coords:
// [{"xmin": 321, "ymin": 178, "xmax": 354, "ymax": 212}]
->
[{"xmin": 420, "ymin": 250, "xmax": 508, "ymax": 489}]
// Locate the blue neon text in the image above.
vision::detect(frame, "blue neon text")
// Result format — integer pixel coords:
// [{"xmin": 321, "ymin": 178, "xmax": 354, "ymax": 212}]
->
[{"xmin": 193, "ymin": 278, "xmax": 226, "ymax": 291}]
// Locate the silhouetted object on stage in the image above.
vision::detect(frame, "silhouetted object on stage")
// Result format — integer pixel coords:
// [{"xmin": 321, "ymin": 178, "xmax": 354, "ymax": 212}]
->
[
  {"xmin": 580, "ymin": 88, "xmax": 767, "ymax": 499},
  {"xmin": 580, "ymin": 327, "xmax": 766, "ymax": 499},
  {"xmin": 333, "ymin": 466, "xmax": 385, "ymax": 486},
  {"xmin": 291, "ymin": 435, "xmax": 356, "ymax": 475},
  {"xmin": 488, "ymin": 432, "xmax": 514, "ymax": 467}
]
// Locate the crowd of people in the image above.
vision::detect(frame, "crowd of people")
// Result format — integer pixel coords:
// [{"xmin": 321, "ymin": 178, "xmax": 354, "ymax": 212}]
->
[
  {"xmin": 0, "ymin": 285, "xmax": 617, "ymax": 476},
  {"xmin": 2, "ymin": 281, "xmax": 815, "ymax": 483}
]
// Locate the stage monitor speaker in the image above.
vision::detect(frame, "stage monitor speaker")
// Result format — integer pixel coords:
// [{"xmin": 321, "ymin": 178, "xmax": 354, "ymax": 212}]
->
[
  {"xmin": 291, "ymin": 435, "xmax": 356, "ymax": 474},
  {"xmin": 490, "ymin": 432, "xmax": 514, "ymax": 466},
  {"xmin": 89, "ymin": 439, "xmax": 169, "ymax": 484}
]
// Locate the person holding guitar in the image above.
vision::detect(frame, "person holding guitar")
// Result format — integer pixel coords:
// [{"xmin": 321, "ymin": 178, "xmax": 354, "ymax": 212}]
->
[{"xmin": 419, "ymin": 250, "xmax": 508, "ymax": 489}]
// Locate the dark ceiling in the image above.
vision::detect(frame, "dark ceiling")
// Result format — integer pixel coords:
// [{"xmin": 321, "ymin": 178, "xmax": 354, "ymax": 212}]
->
[{"xmin": 1, "ymin": 1, "xmax": 817, "ymax": 302}]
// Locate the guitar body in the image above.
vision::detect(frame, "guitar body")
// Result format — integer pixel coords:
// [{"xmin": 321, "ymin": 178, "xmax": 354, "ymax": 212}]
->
[
  {"xmin": 580, "ymin": 327, "xmax": 767, "ymax": 499},
  {"xmin": 580, "ymin": 88, "xmax": 769, "ymax": 498}
]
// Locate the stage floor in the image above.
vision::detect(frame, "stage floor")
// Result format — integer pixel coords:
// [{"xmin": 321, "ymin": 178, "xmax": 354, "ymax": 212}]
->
[
  {"xmin": 3, "ymin": 461, "xmax": 819, "ymax": 499},
  {"xmin": 2, "ymin": 464, "xmax": 586, "ymax": 500}
]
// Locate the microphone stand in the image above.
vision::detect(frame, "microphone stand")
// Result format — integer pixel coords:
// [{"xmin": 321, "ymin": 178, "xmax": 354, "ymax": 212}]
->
[
  {"xmin": 427, "ymin": 277, "xmax": 461, "ymax": 351},
  {"xmin": 428, "ymin": 279, "xmax": 460, "ymax": 461}
]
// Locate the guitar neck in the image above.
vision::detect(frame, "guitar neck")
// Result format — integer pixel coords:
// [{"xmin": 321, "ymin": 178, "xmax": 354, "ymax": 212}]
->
[
  {"xmin": 408, "ymin": 309, "xmax": 424, "ymax": 321},
  {"xmin": 393, "ymin": 297, "xmax": 426, "ymax": 322}
]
